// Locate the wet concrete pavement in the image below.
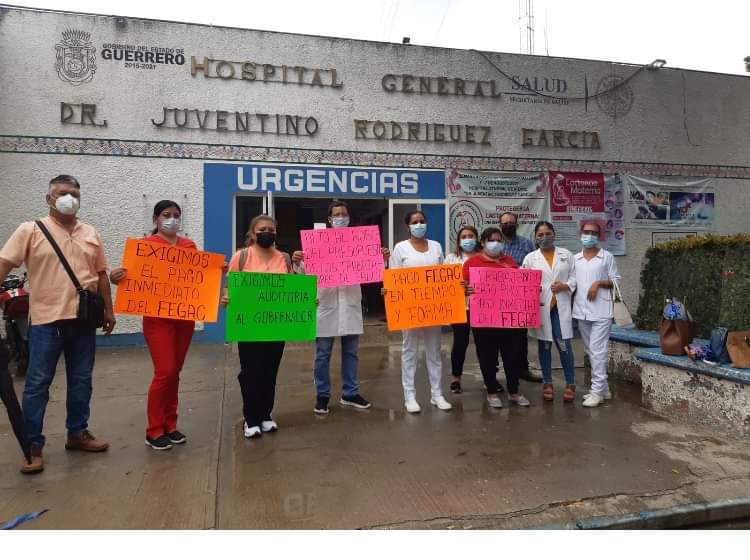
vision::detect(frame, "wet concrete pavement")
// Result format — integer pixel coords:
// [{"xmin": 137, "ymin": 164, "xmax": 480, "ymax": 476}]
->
[{"xmin": 2, "ymin": 334, "xmax": 750, "ymax": 529}]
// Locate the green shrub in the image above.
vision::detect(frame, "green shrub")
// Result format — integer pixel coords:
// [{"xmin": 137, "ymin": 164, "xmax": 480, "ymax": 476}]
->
[{"xmin": 635, "ymin": 234, "xmax": 750, "ymax": 337}]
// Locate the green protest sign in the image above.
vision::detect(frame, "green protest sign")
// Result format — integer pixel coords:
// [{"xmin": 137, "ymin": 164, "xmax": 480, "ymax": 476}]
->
[{"xmin": 225, "ymin": 272, "xmax": 317, "ymax": 342}]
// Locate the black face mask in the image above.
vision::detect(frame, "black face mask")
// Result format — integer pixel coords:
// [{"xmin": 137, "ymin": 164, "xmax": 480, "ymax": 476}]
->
[
  {"xmin": 255, "ymin": 231, "xmax": 276, "ymax": 248},
  {"xmin": 501, "ymin": 224, "xmax": 517, "ymax": 238}
]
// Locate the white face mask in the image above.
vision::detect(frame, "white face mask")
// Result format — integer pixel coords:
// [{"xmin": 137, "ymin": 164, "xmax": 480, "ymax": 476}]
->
[
  {"xmin": 409, "ymin": 223, "xmax": 427, "ymax": 239},
  {"xmin": 160, "ymin": 217, "xmax": 181, "ymax": 233},
  {"xmin": 485, "ymin": 241, "xmax": 504, "ymax": 257},
  {"xmin": 331, "ymin": 216, "xmax": 350, "ymax": 228},
  {"xmin": 54, "ymin": 193, "xmax": 80, "ymax": 216}
]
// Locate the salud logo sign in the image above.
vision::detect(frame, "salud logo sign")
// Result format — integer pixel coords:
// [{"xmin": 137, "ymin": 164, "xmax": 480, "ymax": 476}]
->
[{"xmin": 55, "ymin": 29, "xmax": 96, "ymax": 85}]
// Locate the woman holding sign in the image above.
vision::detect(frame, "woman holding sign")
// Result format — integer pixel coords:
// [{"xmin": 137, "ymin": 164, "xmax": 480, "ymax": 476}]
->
[
  {"xmin": 110, "ymin": 200, "xmax": 196, "ymax": 451},
  {"xmin": 223, "ymin": 215, "xmax": 292, "ymax": 439},
  {"xmin": 521, "ymin": 222, "xmax": 577, "ymax": 403},
  {"xmin": 388, "ymin": 211, "xmax": 453, "ymax": 414},
  {"xmin": 464, "ymin": 227, "xmax": 530, "ymax": 408},
  {"xmin": 444, "ymin": 225, "xmax": 480, "ymax": 394}
]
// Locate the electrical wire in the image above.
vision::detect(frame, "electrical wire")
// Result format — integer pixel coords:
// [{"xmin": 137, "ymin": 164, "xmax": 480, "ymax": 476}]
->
[{"xmin": 473, "ymin": 49, "xmax": 650, "ymax": 102}]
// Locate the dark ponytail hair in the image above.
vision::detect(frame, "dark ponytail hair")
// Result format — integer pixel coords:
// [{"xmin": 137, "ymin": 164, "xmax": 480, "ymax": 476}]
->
[{"xmin": 151, "ymin": 200, "xmax": 182, "ymax": 234}]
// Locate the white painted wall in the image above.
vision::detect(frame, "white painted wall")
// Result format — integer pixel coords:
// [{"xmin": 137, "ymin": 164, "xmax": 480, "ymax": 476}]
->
[{"xmin": 1, "ymin": 6, "xmax": 748, "ymax": 334}]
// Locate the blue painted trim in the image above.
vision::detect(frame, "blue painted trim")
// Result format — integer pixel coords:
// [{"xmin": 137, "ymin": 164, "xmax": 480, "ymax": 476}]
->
[
  {"xmin": 634, "ymin": 347, "xmax": 750, "ymax": 385},
  {"xmin": 96, "ymin": 330, "xmax": 214, "ymax": 347},
  {"xmin": 531, "ymin": 496, "xmax": 750, "ymax": 530},
  {"xmin": 610, "ymin": 326, "xmax": 708, "ymax": 348},
  {"xmin": 202, "ymin": 162, "xmax": 448, "ymax": 342},
  {"xmin": 204, "ymin": 163, "xmax": 446, "ymax": 199},
  {"xmin": 609, "ymin": 326, "xmax": 662, "ymax": 347}
]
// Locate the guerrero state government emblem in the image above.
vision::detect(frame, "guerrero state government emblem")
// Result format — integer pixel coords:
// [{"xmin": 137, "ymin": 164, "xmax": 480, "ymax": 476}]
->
[{"xmin": 55, "ymin": 29, "xmax": 96, "ymax": 85}]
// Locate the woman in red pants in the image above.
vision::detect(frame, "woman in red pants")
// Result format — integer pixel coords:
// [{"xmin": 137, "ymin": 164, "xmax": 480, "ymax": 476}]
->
[{"xmin": 110, "ymin": 200, "xmax": 197, "ymax": 450}]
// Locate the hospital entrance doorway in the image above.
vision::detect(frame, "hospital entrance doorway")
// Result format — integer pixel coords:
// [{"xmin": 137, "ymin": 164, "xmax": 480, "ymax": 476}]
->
[{"xmin": 235, "ymin": 196, "xmax": 389, "ymax": 320}]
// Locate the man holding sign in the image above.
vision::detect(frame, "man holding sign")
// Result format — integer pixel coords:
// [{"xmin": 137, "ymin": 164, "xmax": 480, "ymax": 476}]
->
[
  {"xmin": 111, "ymin": 200, "xmax": 224, "ymax": 451},
  {"xmin": 292, "ymin": 201, "xmax": 389, "ymax": 415},
  {"xmin": 464, "ymin": 227, "xmax": 535, "ymax": 408}
]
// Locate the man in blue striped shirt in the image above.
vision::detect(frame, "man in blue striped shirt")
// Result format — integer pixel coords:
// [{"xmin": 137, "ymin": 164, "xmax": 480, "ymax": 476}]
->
[{"xmin": 500, "ymin": 212, "xmax": 543, "ymax": 383}]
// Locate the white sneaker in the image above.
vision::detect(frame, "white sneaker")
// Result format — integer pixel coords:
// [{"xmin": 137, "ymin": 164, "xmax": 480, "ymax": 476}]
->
[
  {"xmin": 486, "ymin": 394, "xmax": 503, "ymax": 408},
  {"xmin": 405, "ymin": 399, "xmax": 421, "ymax": 414},
  {"xmin": 243, "ymin": 422, "xmax": 262, "ymax": 438},
  {"xmin": 582, "ymin": 393, "xmax": 604, "ymax": 408},
  {"xmin": 430, "ymin": 395, "xmax": 453, "ymax": 411},
  {"xmin": 584, "ymin": 390, "xmax": 612, "ymax": 400},
  {"xmin": 261, "ymin": 419, "xmax": 278, "ymax": 433}
]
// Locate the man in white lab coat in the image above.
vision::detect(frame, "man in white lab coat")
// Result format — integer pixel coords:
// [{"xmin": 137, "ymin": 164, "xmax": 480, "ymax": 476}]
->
[{"xmin": 293, "ymin": 201, "xmax": 388, "ymax": 414}]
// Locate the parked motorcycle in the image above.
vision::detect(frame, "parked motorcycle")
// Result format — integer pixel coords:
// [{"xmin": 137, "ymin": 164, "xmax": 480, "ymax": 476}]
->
[{"xmin": 0, "ymin": 272, "xmax": 29, "ymax": 377}]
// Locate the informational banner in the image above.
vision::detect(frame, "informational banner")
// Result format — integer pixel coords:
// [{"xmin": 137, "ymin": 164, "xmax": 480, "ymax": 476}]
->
[
  {"xmin": 447, "ymin": 168, "xmax": 547, "ymax": 248},
  {"xmin": 114, "ymin": 238, "xmax": 224, "ymax": 321},
  {"xmin": 602, "ymin": 174, "xmax": 626, "ymax": 255},
  {"xmin": 547, "ymin": 171, "xmax": 607, "ymax": 254},
  {"xmin": 383, "ymin": 264, "xmax": 466, "ymax": 331},
  {"xmin": 225, "ymin": 272, "xmax": 317, "ymax": 342},
  {"xmin": 624, "ymin": 175, "xmax": 715, "ymax": 229},
  {"xmin": 469, "ymin": 267, "xmax": 541, "ymax": 328},
  {"xmin": 300, "ymin": 225, "xmax": 384, "ymax": 288},
  {"xmin": 544, "ymin": 171, "xmax": 626, "ymax": 255}
]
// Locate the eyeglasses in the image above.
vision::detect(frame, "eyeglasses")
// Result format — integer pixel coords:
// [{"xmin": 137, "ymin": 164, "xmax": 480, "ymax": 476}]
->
[{"xmin": 582, "ymin": 230, "xmax": 599, "ymax": 235}]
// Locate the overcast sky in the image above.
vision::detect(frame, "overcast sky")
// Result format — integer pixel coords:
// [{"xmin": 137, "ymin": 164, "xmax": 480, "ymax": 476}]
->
[{"xmin": 6, "ymin": 0, "xmax": 749, "ymax": 75}]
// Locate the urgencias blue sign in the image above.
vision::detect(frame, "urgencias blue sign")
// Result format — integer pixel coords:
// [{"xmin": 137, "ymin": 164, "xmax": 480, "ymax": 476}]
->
[{"xmin": 204, "ymin": 163, "xmax": 445, "ymax": 199}]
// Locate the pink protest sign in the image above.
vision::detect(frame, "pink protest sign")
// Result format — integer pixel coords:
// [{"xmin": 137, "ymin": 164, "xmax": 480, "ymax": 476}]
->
[
  {"xmin": 469, "ymin": 267, "xmax": 542, "ymax": 328},
  {"xmin": 300, "ymin": 225, "xmax": 385, "ymax": 288}
]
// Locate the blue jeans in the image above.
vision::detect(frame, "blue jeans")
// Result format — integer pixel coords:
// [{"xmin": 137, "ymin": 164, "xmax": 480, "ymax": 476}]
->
[
  {"xmin": 23, "ymin": 320, "xmax": 97, "ymax": 446},
  {"xmin": 314, "ymin": 335, "xmax": 359, "ymax": 399},
  {"xmin": 538, "ymin": 307, "xmax": 576, "ymax": 385}
]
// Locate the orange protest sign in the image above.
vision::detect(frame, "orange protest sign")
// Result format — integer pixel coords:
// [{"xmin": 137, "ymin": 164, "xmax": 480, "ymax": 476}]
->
[
  {"xmin": 383, "ymin": 264, "xmax": 467, "ymax": 331},
  {"xmin": 114, "ymin": 238, "xmax": 224, "ymax": 322}
]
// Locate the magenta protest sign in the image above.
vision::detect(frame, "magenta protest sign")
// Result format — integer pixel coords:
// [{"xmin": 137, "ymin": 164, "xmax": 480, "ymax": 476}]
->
[
  {"xmin": 469, "ymin": 267, "xmax": 542, "ymax": 328},
  {"xmin": 300, "ymin": 225, "xmax": 384, "ymax": 288}
]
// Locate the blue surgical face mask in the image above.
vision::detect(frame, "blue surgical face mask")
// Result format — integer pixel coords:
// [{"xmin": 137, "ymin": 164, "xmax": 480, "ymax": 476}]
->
[
  {"xmin": 331, "ymin": 216, "xmax": 350, "ymax": 228},
  {"xmin": 409, "ymin": 223, "xmax": 427, "ymax": 239},
  {"xmin": 460, "ymin": 238, "xmax": 477, "ymax": 252},
  {"xmin": 580, "ymin": 234, "xmax": 599, "ymax": 248},
  {"xmin": 485, "ymin": 241, "xmax": 504, "ymax": 257}
]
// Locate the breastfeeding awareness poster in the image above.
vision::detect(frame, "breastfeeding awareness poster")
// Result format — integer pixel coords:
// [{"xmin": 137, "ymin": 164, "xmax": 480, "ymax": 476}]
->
[
  {"xmin": 624, "ymin": 175, "xmax": 715, "ymax": 229},
  {"xmin": 447, "ymin": 168, "xmax": 548, "ymax": 249},
  {"xmin": 547, "ymin": 171, "xmax": 609, "ymax": 254}
]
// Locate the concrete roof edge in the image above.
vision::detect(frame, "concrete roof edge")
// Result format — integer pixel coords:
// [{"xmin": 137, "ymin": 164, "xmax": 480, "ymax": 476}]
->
[{"xmin": 3, "ymin": 4, "xmax": 749, "ymax": 79}]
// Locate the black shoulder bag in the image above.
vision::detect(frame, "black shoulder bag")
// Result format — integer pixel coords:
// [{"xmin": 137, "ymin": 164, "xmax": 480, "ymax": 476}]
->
[{"xmin": 35, "ymin": 220, "xmax": 105, "ymax": 329}]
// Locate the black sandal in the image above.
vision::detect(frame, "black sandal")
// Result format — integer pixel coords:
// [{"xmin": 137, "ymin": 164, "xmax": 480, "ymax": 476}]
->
[{"xmin": 450, "ymin": 381, "xmax": 462, "ymax": 394}]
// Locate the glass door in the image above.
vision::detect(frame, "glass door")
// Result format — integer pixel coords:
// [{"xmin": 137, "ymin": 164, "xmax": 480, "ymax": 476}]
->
[
  {"xmin": 388, "ymin": 199, "xmax": 448, "ymax": 253},
  {"xmin": 234, "ymin": 194, "xmax": 267, "ymax": 253}
]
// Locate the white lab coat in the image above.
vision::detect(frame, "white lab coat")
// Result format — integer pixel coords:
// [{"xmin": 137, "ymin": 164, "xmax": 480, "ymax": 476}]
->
[
  {"xmin": 316, "ymin": 285, "xmax": 364, "ymax": 338},
  {"xmin": 292, "ymin": 261, "xmax": 364, "ymax": 338},
  {"xmin": 522, "ymin": 247, "xmax": 577, "ymax": 341},
  {"xmin": 572, "ymin": 248, "xmax": 621, "ymax": 321}
]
